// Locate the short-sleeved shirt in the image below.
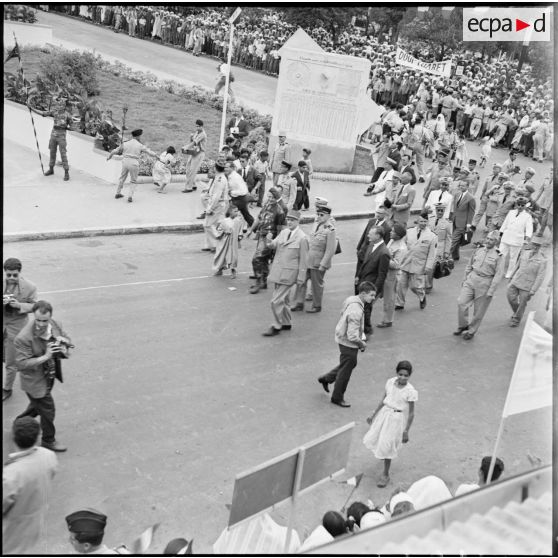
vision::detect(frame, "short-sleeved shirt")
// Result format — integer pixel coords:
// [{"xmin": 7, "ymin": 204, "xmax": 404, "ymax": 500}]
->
[{"xmin": 383, "ymin": 377, "xmax": 418, "ymax": 412}]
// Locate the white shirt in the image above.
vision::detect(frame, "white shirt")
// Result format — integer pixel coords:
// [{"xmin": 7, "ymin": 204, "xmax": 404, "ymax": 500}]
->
[
  {"xmin": 424, "ymin": 190, "xmax": 453, "ymax": 219},
  {"xmin": 226, "ymin": 170, "xmax": 249, "ymax": 198},
  {"xmin": 499, "ymin": 209, "xmax": 533, "ymax": 246}
]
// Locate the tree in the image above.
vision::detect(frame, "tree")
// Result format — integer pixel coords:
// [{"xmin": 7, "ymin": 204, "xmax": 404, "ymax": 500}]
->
[
  {"xmin": 400, "ymin": 8, "xmax": 463, "ymax": 60},
  {"xmin": 367, "ymin": 7, "xmax": 406, "ymax": 43},
  {"xmin": 280, "ymin": 7, "xmax": 359, "ymax": 45},
  {"xmin": 527, "ymin": 41, "xmax": 553, "ymax": 80}
]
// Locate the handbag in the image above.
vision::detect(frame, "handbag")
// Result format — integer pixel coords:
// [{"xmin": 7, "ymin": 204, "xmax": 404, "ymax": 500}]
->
[
  {"xmin": 182, "ymin": 142, "xmax": 200, "ymax": 156},
  {"xmin": 433, "ymin": 257, "xmax": 452, "ymax": 279},
  {"xmin": 460, "ymin": 229, "xmax": 473, "ymax": 246}
]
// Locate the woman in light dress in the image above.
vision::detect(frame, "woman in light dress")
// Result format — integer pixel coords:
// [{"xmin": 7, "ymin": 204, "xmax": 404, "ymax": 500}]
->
[
  {"xmin": 363, "ymin": 360, "xmax": 417, "ymax": 488},
  {"xmin": 152, "ymin": 146, "xmax": 176, "ymax": 193},
  {"xmin": 212, "ymin": 204, "xmax": 243, "ymax": 278}
]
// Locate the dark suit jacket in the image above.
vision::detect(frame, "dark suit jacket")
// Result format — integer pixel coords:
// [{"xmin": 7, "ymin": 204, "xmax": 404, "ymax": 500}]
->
[
  {"xmin": 356, "ymin": 242, "xmax": 391, "ymax": 296},
  {"xmin": 228, "ymin": 117, "xmax": 249, "ymax": 139},
  {"xmin": 451, "ymin": 191, "xmax": 476, "ymax": 229},
  {"xmin": 239, "ymin": 166, "xmax": 258, "ymax": 191},
  {"xmin": 356, "ymin": 218, "xmax": 392, "ymax": 263}
]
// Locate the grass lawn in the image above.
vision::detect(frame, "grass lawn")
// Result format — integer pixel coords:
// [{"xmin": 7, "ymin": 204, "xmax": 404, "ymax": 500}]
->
[{"xmin": 13, "ymin": 48, "xmax": 224, "ymax": 161}]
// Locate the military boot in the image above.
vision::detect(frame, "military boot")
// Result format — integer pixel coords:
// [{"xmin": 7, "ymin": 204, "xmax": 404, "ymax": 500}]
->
[
  {"xmin": 249, "ymin": 277, "xmax": 262, "ymax": 294},
  {"xmin": 44, "ymin": 167, "xmax": 54, "ymax": 176},
  {"xmin": 64, "ymin": 170, "xmax": 70, "ymax": 181}
]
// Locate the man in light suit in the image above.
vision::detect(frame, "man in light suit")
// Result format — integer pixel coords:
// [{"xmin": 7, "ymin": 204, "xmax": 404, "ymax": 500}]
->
[
  {"xmin": 449, "ymin": 180, "xmax": 476, "ymax": 261},
  {"xmin": 391, "ymin": 172, "xmax": 416, "ymax": 226},
  {"xmin": 396, "ymin": 212, "xmax": 437, "ymax": 310},
  {"xmin": 426, "ymin": 203, "xmax": 452, "ymax": 292},
  {"xmin": 263, "ymin": 210, "xmax": 309, "ymax": 336},
  {"xmin": 292, "ymin": 204, "xmax": 336, "ymax": 313},
  {"xmin": 355, "ymin": 226, "xmax": 391, "ymax": 335},
  {"xmin": 3, "ymin": 258, "xmax": 38, "ymax": 401}
]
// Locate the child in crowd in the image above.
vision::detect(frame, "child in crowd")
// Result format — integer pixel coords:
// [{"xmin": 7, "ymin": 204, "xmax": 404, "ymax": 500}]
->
[
  {"xmin": 302, "ymin": 148, "xmax": 314, "ymax": 176},
  {"xmin": 153, "ymin": 146, "xmax": 176, "ymax": 193},
  {"xmin": 479, "ymin": 134, "xmax": 495, "ymax": 168},
  {"xmin": 363, "ymin": 360, "xmax": 417, "ymax": 488},
  {"xmin": 212, "ymin": 204, "xmax": 243, "ymax": 278},
  {"xmin": 252, "ymin": 150, "xmax": 271, "ymax": 207}
]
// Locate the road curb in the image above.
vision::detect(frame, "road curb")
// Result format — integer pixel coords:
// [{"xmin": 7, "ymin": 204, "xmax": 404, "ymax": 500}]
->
[{"xmin": 4, "ymin": 209, "xmax": 424, "ymax": 242}]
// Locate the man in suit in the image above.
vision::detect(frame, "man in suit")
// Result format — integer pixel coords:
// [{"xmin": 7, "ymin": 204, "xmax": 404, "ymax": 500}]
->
[
  {"xmin": 3, "ymin": 258, "xmax": 38, "ymax": 401},
  {"xmin": 426, "ymin": 203, "xmax": 452, "ymax": 292},
  {"xmin": 391, "ymin": 172, "xmax": 416, "ymax": 226},
  {"xmin": 356, "ymin": 205, "xmax": 392, "ymax": 271},
  {"xmin": 355, "ymin": 226, "xmax": 391, "ymax": 335},
  {"xmin": 449, "ymin": 180, "xmax": 476, "ymax": 261},
  {"xmin": 292, "ymin": 204, "xmax": 336, "ymax": 313},
  {"xmin": 399, "ymin": 153, "xmax": 416, "ymax": 185},
  {"xmin": 292, "ymin": 160, "xmax": 311, "ymax": 210},
  {"xmin": 238, "ymin": 154, "xmax": 258, "ymax": 198},
  {"xmin": 396, "ymin": 212, "xmax": 437, "ymax": 310},
  {"xmin": 262, "ymin": 210, "xmax": 309, "ymax": 336},
  {"xmin": 14, "ymin": 301, "xmax": 72, "ymax": 453},
  {"xmin": 424, "ymin": 176, "xmax": 453, "ymax": 219},
  {"xmin": 227, "ymin": 108, "xmax": 249, "ymax": 141}
]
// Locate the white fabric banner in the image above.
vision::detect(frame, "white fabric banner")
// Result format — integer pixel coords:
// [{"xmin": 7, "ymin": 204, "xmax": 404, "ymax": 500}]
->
[
  {"xmin": 502, "ymin": 312, "xmax": 552, "ymax": 417},
  {"xmin": 395, "ymin": 47, "xmax": 452, "ymax": 77}
]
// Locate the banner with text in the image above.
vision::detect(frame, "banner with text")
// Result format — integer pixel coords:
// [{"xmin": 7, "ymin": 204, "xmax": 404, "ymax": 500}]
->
[{"xmin": 395, "ymin": 47, "xmax": 452, "ymax": 78}]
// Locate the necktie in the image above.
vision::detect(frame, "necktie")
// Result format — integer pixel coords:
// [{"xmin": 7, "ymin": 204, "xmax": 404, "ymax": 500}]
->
[
  {"xmin": 286, "ymin": 230, "xmax": 292, "ymax": 242},
  {"xmin": 457, "ymin": 193, "xmax": 463, "ymax": 206},
  {"xmin": 435, "ymin": 218, "xmax": 439, "ymax": 227},
  {"xmin": 243, "ymin": 169, "xmax": 246, "ymax": 180},
  {"xmin": 438, "ymin": 191, "xmax": 444, "ymax": 202},
  {"xmin": 417, "ymin": 229, "xmax": 422, "ymax": 240}
]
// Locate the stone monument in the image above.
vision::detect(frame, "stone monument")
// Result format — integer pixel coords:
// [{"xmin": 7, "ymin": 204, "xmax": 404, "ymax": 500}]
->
[{"xmin": 270, "ymin": 29, "xmax": 380, "ymax": 173}]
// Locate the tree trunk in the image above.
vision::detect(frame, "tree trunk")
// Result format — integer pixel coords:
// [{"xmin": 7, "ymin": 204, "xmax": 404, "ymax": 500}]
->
[{"xmin": 439, "ymin": 43, "xmax": 445, "ymax": 61}]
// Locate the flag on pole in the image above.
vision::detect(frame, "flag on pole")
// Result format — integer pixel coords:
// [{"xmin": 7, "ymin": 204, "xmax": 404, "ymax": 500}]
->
[
  {"xmin": 129, "ymin": 523, "xmax": 160, "ymax": 554},
  {"xmin": 501, "ymin": 312, "xmax": 552, "ymax": 417},
  {"xmin": 5, "ymin": 43, "xmax": 20, "ymax": 64}
]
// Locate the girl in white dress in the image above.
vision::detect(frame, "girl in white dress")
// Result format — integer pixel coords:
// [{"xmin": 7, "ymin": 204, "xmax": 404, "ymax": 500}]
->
[
  {"xmin": 363, "ymin": 360, "xmax": 417, "ymax": 488},
  {"xmin": 153, "ymin": 146, "xmax": 176, "ymax": 193},
  {"xmin": 479, "ymin": 135, "xmax": 495, "ymax": 168}
]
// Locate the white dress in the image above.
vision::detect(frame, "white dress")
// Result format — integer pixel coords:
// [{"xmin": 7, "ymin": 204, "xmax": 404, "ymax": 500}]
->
[
  {"xmin": 152, "ymin": 151, "xmax": 175, "ymax": 186},
  {"xmin": 363, "ymin": 377, "xmax": 418, "ymax": 460}
]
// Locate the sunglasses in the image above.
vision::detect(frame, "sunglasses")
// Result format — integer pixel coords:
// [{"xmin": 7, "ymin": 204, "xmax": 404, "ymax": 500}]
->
[{"xmin": 5, "ymin": 273, "xmax": 19, "ymax": 277}]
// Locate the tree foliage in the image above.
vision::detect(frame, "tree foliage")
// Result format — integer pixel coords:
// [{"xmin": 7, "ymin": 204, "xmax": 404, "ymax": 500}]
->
[
  {"xmin": 400, "ymin": 8, "xmax": 463, "ymax": 60},
  {"xmin": 280, "ymin": 7, "xmax": 360, "ymax": 45},
  {"xmin": 367, "ymin": 7, "xmax": 406, "ymax": 41},
  {"xmin": 527, "ymin": 42, "xmax": 554, "ymax": 81}
]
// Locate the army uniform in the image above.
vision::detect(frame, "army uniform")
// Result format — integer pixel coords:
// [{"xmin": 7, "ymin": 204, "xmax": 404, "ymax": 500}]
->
[
  {"xmin": 249, "ymin": 198, "xmax": 286, "ymax": 293},
  {"xmin": 467, "ymin": 168, "xmax": 481, "ymax": 197},
  {"xmin": 507, "ymin": 242, "xmax": 547, "ymax": 326},
  {"xmin": 472, "ymin": 172, "xmax": 503, "ymax": 229},
  {"xmin": 426, "ymin": 210, "xmax": 452, "ymax": 291},
  {"xmin": 293, "ymin": 212, "xmax": 336, "ymax": 311},
  {"xmin": 47, "ymin": 108, "xmax": 73, "ymax": 174},
  {"xmin": 456, "ymin": 241, "xmax": 504, "ymax": 338}
]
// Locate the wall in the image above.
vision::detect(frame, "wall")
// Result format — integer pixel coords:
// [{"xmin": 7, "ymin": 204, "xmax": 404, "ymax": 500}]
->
[
  {"xmin": 4, "ymin": 21, "xmax": 53, "ymax": 47},
  {"xmin": 4, "ymin": 100, "xmax": 122, "ymax": 183}
]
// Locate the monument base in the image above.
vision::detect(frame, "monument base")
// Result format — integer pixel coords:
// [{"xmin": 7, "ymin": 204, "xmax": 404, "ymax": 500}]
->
[{"xmin": 269, "ymin": 136, "xmax": 356, "ymax": 174}]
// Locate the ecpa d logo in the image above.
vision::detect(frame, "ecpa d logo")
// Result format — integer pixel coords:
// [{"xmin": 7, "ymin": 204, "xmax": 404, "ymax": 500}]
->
[{"xmin": 463, "ymin": 7, "xmax": 552, "ymax": 42}]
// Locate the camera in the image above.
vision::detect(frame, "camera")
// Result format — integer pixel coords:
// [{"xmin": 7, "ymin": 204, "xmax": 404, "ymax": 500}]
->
[{"xmin": 47, "ymin": 336, "xmax": 72, "ymax": 359}]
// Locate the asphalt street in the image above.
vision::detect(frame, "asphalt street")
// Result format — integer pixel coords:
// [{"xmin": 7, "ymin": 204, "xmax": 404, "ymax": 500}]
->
[{"xmin": 2, "ymin": 221, "xmax": 551, "ymax": 554}]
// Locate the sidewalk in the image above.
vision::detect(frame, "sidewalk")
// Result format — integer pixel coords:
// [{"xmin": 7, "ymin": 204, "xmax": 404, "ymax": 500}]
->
[{"xmin": 4, "ymin": 140, "xmax": 402, "ymax": 241}]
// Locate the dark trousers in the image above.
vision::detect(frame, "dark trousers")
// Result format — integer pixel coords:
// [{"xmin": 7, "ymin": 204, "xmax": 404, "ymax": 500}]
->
[
  {"xmin": 49, "ymin": 130, "xmax": 69, "ymax": 170},
  {"xmin": 322, "ymin": 344, "xmax": 359, "ymax": 402},
  {"xmin": 231, "ymin": 195, "xmax": 254, "ymax": 227},
  {"xmin": 367, "ymin": 167, "xmax": 385, "ymax": 192},
  {"xmin": 450, "ymin": 227, "xmax": 466, "ymax": 260},
  {"xmin": 18, "ymin": 379, "xmax": 56, "ymax": 443}
]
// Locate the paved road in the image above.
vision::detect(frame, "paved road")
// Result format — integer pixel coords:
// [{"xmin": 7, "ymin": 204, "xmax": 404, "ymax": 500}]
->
[
  {"xmin": 36, "ymin": 10, "xmax": 277, "ymax": 113},
  {"xmin": 2, "ymin": 223, "xmax": 551, "ymax": 554}
]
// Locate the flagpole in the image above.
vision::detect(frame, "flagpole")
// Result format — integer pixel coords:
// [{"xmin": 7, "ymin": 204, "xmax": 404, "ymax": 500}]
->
[
  {"xmin": 11, "ymin": 32, "xmax": 45, "ymax": 174},
  {"xmin": 219, "ymin": 23, "xmax": 235, "ymax": 150},
  {"xmin": 486, "ymin": 416, "xmax": 506, "ymax": 486}
]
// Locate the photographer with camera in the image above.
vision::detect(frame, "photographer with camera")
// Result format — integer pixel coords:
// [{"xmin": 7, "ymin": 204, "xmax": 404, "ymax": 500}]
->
[
  {"xmin": 3, "ymin": 258, "xmax": 38, "ymax": 402},
  {"xmin": 14, "ymin": 301, "xmax": 72, "ymax": 453}
]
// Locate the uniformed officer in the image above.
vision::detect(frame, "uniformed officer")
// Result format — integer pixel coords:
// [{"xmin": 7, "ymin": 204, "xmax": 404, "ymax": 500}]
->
[
  {"xmin": 66, "ymin": 509, "xmax": 129, "ymax": 554},
  {"xmin": 107, "ymin": 129, "xmax": 158, "ymax": 202},
  {"xmin": 426, "ymin": 203, "xmax": 452, "ymax": 292},
  {"xmin": 466, "ymin": 158, "xmax": 481, "ymax": 196},
  {"xmin": 472, "ymin": 164, "xmax": 503, "ymax": 230},
  {"xmin": 247, "ymin": 187, "xmax": 285, "ymax": 294},
  {"xmin": 454, "ymin": 230, "xmax": 504, "ymax": 340},
  {"xmin": 292, "ymin": 203, "xmax": 336, "ymax": 313},
  {"xmin": 28, "ymin": 98, "xmax": 73, "ymax": 180},
  {"xmin": 506, "ymin": 235, "xmax": 547, "ymax": 327}
]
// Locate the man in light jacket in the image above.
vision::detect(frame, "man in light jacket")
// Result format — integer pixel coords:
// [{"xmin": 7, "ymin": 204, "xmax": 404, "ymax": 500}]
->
[
  {"xmin": 499, "ymin": 196, "xmax": 533, "ymax": 278},
  {"xmin": 3, "ymin": 417, "xmax": 58, "ymax": 554},
  {"xmin": 317, "ymin": 282, "xmax": 376, "ymax": 408},
  {"xmin": 262, "ymin": 210, "xmax": 308, "ymax": 336}
]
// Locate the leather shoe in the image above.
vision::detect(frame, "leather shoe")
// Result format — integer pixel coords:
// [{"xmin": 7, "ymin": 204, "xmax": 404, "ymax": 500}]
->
[
  {"xmin": 462, "ymin": 332, "xmax": 475, "ymax": 340},
  {"xmin": 376, "ymin": 322, "xmax": 392, "ymax": 328},
  {"xmin": 2, "ymin": 389, "xmax": 12, "ymax": 401},
  {"xmin": 42, "ymin": 441, "xmax": 67, "ymax": 452},
  {"xmin": 262, "ymin": 327, "xmax": 281, "ymax": 337},
  {"xmin": 394, "ymin": 305, "xmax": 404, "ymax": 310},
  {"xmin": 44, "ymin": 168, "xmax": 54, "ymax": 176},
  {"xmin": 419, "ymin": 296, "xmax": 427, "ymax": 309},
  {"xmin": 290, "ymin": 304, "xmax": 304, "ymax": 311},
  {"xmin": 318, "ymin": 378, "xmax": 330, "ymax": 393},
  {"xmin": 115, "ymin": 194, "xmax": 124, "ymax": 199},
  {"xmin": 331, "ymin": 399, "xmax": 351, "ymax": 408},
  {"xmin": 249, "ymin": 274, "xmax": 258, "ymax": 279},
  {"xmin": 281, "ymin": 324, "xmax": 292, "ymax": 331},
  {"xmin": 249, "ymin": 284, "xmax": 261, "ymax": 294},
  {"xmin": 306, "ymin": 307, "xmax": 321, "ymax": 313},
  {"xmin": 196, "ymin": 212, "xmax": 206, "ymax": 219},
  {"xmin": 453, "ymin": 326, "xmax": 468, "ymax": 336}
]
